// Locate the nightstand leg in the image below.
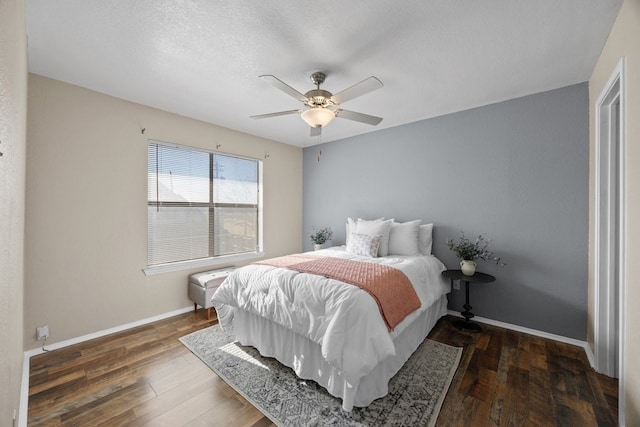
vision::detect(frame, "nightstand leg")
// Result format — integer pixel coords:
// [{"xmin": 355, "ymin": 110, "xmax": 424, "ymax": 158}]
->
[
  {"xmin": 462, "ymin": 280, "xmax": 473, "ymax": 320},
  {"xmin": 454, "ymin": 280, "xmax": 482, "ymax": 332}
]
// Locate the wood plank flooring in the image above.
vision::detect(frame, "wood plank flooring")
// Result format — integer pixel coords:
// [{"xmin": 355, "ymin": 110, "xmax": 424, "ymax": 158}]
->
[
  {"xmin": 429, "ymin": 318, "xmax": 618, "ymax": 426},
  {"xmin": 28, "ymin": 312, "xmax": 618, "ymax": 426}
]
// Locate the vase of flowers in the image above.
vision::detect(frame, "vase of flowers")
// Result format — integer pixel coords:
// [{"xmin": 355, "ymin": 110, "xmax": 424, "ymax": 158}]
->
[
  {"xmin": 309, "ymin": 227, "xmax": 333, "ymax": 251},
  {"xmin": 447, "ymin": 232, "xmax": 505, "ymax": 276},
  {"xmin": 460, "ymin": 260, "xmax": 477, "ymax": 276}
]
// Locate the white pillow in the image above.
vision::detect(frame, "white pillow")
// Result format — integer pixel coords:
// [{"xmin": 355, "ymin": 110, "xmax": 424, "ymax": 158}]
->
[
  {"xmin": 418, "ymin": 223, "xmax": 434, "ymax": 255},
  {"xmin": 356, "ymin": 218, "xmax": 393, "ymax": 256},
  {"xmin": 388, "ymin": 220, "xmax": 422, "ymax": 256},
  {"xmin": 346, "ymin": 217, "xmax": 384, "ymax": 246},
  {"xmin": 346, "ymin": 233, "xmax": 382, "ymax": 257},
  {"xmin": 345, "ymin": 217, "xmax": 357, "ymax": 246}
]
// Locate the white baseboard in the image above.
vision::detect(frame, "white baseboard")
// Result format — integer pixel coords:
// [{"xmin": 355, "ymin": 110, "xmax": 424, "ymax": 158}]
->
[
  {"xmin": 18, "ymin": 305, "xmax": 194, "ymax": 427},
  {"xmin": 446, "ymin": 310, "xmax": 595, "ymax": 368}
]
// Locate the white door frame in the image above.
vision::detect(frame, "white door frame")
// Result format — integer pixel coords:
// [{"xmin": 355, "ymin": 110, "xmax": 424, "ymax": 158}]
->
[{"xmin": 593, "ymin": 57, "xmax": 625, "ymax": 423}]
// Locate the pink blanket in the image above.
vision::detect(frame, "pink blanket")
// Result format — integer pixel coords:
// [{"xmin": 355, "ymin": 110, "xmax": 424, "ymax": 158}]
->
[{"xmin": 256, "ymin": 254, "xmax": 421, "ymax": 331}]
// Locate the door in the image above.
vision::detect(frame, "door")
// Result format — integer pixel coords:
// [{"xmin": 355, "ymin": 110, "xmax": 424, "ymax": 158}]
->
[{"xmin": 593, "ymin": 57, "xmax": 625, "ymax": 419}]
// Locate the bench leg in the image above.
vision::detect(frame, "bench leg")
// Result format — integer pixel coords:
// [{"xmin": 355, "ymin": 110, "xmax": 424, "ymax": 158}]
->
[
  {"xmin": 194, "ymin": 302, "xmax": 197, "ymax": 313},
  {"xmin": 206, "ymin": 307, "xmax": 211, "ymax": 320}
]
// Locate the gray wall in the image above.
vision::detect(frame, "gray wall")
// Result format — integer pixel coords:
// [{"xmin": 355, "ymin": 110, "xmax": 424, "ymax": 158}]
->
[{"xmin": 303, "ymin": 83, "xmax": 589, "ymax": 340}]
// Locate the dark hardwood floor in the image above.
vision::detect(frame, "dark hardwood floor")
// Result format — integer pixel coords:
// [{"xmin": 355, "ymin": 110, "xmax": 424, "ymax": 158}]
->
[
  {"xmin": 429, "ymin": 318, "xmax": 618, "ymax": 426},
  {"xmin": 28, "ymin": 311, "xmax": 618, "ymax": 426}
]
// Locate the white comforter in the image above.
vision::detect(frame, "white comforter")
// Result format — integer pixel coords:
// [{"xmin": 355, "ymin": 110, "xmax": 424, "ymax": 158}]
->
[{"xmin": 212, "ymin": 246, "xmax": 450, "ymax": 384}]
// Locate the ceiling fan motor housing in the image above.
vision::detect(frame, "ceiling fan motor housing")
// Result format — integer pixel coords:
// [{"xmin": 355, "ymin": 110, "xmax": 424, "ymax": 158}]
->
[{"xmin": 304, "ymin": 89, "xmax": 334, "ymax": 108}]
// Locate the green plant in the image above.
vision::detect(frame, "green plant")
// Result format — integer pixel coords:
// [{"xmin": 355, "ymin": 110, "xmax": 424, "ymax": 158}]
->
[
  {"xmin": 447, "ymin": 232, "xmax": 505, "ymax": 266},
  {"xmin": 309, "ymin": 227, "xmax": 333, "ymax": 245}
]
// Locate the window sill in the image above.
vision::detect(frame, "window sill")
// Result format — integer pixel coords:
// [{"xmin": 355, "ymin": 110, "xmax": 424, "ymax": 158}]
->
[{"xmin": 143, "ymin": 252, "xmax": 264, "ymax": 276}]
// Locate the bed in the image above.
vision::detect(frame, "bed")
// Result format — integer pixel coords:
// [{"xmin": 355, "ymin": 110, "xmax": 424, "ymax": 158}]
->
[{"xmin": 212, "ymin": 219, "xmax": 450, "ymax": 411}]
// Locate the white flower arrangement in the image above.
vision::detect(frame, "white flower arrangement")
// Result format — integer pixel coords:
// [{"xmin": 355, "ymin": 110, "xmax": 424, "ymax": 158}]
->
[{"xmin": 447, "ymin": 232, "xmax": 505, "ymax": 266}]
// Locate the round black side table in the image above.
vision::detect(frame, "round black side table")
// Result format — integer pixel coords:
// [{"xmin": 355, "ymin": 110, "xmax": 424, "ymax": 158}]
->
[{"xmin": 442, "ymin": 269, "xmax": 495, "ymax": 332}]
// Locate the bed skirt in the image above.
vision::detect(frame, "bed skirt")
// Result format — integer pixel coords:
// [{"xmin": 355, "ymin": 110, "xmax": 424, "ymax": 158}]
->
[{"xmin": 231, "ymin": 294, "xmax": 448, "ymax": 411}]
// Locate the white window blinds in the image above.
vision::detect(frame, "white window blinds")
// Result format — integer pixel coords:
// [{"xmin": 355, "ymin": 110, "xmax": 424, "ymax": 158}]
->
[{"xmin": 147, "ymin": 141, "xmax": 260, "ymax": 266}]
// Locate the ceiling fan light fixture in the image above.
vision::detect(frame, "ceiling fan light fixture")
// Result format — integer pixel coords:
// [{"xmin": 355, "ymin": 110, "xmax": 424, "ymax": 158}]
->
[{"xmin": 301, "ymin": 107, "xmax": 335, "ymax": 128}]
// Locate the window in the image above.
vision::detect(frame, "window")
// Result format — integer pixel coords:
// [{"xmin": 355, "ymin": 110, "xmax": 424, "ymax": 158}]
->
[{"xmin": 147, "ymin": 141, "xmax": 261, "ymax": 269}]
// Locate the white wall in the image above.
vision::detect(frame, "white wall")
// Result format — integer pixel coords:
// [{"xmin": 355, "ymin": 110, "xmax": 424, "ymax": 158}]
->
[
  {"xmin": 588, "ymin": 0, "xmax": 640, "ymax": 424},
  {"xmin": 25, "ymin": 75, "xmax": 303, "ymax": 349},
  {"xmin": 0, "ymin": 0, "xmax": 27, "ymax": 423}
]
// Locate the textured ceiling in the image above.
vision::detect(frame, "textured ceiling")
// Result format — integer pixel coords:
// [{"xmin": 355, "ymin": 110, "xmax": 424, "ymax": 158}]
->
[{"xmin": 25, "ymin": 0, "xmax": 622, "ymax": 147}]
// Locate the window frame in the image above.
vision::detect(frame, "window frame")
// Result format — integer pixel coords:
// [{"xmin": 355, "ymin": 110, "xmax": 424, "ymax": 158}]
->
[{"xmin": 143, "ymin": 140, "xmax": 263, "ymax": 276}]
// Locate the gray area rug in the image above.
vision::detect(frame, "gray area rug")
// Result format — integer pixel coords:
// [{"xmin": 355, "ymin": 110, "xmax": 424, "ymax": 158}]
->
[{"xmin": 180, "ymin": 325, "xmax": 461, "ymax": 427}]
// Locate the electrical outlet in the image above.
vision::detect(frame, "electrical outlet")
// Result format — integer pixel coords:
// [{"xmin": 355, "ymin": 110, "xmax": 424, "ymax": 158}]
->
[
  {"xmin": 453, "ymin": 280, "xmax": 460, "ymax": 291},
  {"xmin": 36, "ymin": 325, "xmax": 49, "ymax": 340}
]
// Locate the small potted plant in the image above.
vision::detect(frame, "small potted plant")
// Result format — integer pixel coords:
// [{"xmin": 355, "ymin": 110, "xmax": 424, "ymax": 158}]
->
[
  {"xmin": 447, "ymin": 232, "xmax": 505, "ymax": 275},
  {"xmin": 309, "ymin": 227, "xmax": 333, "ymax": 251}
]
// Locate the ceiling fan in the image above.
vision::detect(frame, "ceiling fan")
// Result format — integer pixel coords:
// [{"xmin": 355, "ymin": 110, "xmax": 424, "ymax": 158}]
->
[{"xmin": 250, "ymin": 72, "xmax": 383, "ymax": 137}]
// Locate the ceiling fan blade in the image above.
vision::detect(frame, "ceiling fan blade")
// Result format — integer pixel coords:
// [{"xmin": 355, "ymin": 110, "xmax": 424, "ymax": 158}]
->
[
  {"xmin": 250, "ymin": 110, "xmax": 301, "ymax": 119},
  {"xmin": 331, "ymin": 76, "xmax": 383, "ymax": 105},
  {"xmin": 310, "ymin": 126, "xmax": 322, "ymax": 137},
  {"xmin": 335, "ymin": 109, "xmax": 383, "ymax": 126},
  {"xmin": 259, "ymin": 75, "xmax": 308, "ymax": 103}
]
